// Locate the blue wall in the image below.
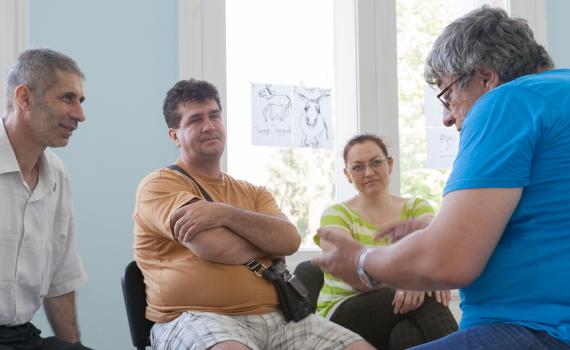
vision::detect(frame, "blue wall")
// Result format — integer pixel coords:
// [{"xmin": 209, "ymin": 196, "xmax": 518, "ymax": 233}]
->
[
  {"xmin": 547, "ymin": 0, "xmax": 570, "ymax": 67},
  {"xmin": 30, "ymin": 1, "xmax": 179, "ymax": 349}
]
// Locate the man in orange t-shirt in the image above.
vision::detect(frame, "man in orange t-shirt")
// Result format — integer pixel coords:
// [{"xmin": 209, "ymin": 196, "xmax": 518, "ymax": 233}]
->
[{"xmin": 133, "ymin": 79, "xmax": 373, "ymax": 350}]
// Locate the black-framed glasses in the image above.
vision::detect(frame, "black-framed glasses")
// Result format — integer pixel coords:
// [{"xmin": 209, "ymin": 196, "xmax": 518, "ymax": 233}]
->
[
  {"xmin": 348, "ymin": 158, "xmax": 387, "ymax": 174},
  {"xmin": 436, "ymin": 76, "xmax": 461, "ymax": 110}
]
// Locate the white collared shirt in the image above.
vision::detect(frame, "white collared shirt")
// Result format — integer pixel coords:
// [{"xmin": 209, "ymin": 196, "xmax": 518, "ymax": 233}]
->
[{"xmin": 0, "ymin": 120, "xmax": 87, "ymax": 326}]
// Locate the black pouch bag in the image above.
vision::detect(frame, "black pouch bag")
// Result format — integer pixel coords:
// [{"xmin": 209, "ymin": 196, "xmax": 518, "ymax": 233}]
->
[{"xmin": 247, "ymin": 260, "xmax": 315, "ymax": 322}]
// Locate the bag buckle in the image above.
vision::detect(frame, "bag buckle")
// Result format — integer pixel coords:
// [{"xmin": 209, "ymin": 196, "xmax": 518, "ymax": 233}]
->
[{"xmin": 245, "ymin": 260, "xmax": 269, "ymax": 277}]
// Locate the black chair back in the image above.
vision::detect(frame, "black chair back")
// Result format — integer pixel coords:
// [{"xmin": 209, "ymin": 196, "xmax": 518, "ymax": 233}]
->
[
  {"xmin": 293, "ymin": 260, "xmax": 324, "ymax": 308},
  {"xmin": 121, "ymin": 261, "xmax": 154, "ymax": 350}
]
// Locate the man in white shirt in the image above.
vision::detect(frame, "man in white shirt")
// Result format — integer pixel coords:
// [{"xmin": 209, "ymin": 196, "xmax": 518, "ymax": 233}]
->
[{"xmin": 0, "ymin": 48, "xmax": 91, "ymax": 350}]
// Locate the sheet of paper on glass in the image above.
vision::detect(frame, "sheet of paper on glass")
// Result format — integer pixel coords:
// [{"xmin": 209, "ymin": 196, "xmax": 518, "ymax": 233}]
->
[
  {"xmin": 251, "ymin": 83, "xmax": 333, "ymax": 148},
  {"xmin": 424, "ymin": 85, "xmax": 458, "ymax": 169}
]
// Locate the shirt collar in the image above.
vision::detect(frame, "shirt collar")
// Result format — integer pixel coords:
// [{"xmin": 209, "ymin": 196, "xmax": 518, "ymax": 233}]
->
[
  {"xmin": 0, "ymin": 118, "xmax": 21, "ymax": 175},
  {"xmin": 1, "ymin": 118, "xmax": 57, "ymax": 198}
]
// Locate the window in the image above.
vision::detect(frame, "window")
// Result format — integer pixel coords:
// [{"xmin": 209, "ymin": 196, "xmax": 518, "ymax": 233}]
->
[
  {"xmin": 397, "ymin": 0, "xmax": 507, "ymax": 209},
  {"xmin": 225, "ymin": 0, "xmax": 337, "ymax": 247}
]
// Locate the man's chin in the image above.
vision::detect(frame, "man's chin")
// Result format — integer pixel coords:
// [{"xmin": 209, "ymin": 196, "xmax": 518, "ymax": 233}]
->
[
  {"xmin": 197, "ymin": 146, "xmax": 221, "ymax": 156},
  {"xmin": 48, "ymin": 138, "xmax": 71, "ymax": 148}
]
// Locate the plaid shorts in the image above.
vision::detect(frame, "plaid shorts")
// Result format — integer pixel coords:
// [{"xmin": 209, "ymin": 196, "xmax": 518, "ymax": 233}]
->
[{"xmin": 150, "ymin": 310, "xmax": 364, "ymax": 350}]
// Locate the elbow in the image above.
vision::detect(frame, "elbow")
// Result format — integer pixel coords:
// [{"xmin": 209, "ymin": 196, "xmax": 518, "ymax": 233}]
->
[{"xmin": 278, "ymin": 224, "xmax": 302, "ymax": 256}]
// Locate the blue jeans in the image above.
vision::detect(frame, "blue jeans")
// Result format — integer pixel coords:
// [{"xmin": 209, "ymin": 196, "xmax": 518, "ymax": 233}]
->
[{"xmin": 410, "ymin": 323, "xmax": 570, "ymax": 350}]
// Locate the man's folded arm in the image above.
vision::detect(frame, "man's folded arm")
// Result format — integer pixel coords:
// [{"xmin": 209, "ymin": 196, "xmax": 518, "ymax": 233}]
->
[{"xmin": 170, "ymin": 201, "xmax": 267, "ymax": 265}]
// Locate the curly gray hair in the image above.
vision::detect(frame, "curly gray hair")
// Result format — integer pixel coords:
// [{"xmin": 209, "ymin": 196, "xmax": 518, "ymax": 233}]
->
[
  {"xmin": 5, "ymin": 48, "xmax": 84, "ymax": 113},
  {"xmin": 425, "ymin": 6, "xmax": 553, "ymax": 88}
]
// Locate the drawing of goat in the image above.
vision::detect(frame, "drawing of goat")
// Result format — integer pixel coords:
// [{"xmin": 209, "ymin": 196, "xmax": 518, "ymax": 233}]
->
[
  {"xmin": 258, "ymin": 84, "xmax": 292, "ymax": 123},
  {"xmin": 297, "ymin": 91, "xmax": 330, "ymax": 148}
]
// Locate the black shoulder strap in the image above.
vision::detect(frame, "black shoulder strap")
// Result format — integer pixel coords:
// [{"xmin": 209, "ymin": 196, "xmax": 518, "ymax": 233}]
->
[{"xmin": 167, "ymin": 164, "xmax": 214, "ymax": 202}]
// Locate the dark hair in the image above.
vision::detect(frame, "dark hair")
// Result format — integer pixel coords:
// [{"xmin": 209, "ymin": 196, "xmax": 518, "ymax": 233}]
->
[
  {"xmin": 6, "ymin": 48, "xmax": 84, "ymax": 113},
  {"xmin": 343, "ymin": 133, "xmax": 389, "ymax": 164},
  {"xmin": 425, "ymin": 6, "xmax": 554, "ymax": 88},
  {"xmin": 163, "ymin": 79, "xmax": 222, "ymax": 128}
]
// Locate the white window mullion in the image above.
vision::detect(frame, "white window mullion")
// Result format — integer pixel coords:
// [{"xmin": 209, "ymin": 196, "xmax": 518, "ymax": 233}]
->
[
  {"xmin": 507, "ymin": 0, "xmax": 547, "ymax": 49},
  {"xmin": 355, "ymin": 0, "xmax": 400, "ymax": 194},
  {"xmin": 179, "ymin": 0, "xmax": 227, "ymax": 169},
  {"xmin": 0, "ymin": 0, "xmax": 29, "ymax": 113}
]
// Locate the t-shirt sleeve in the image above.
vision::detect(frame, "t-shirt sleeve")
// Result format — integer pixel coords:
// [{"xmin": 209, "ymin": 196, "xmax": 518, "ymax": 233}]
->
[
  {"xmin": 254, "ymin": 186, "xmax": 284, "ymax": 216},
  {"xmin": 134, "ymin": 170, "xmax": 200, "ymax": 239},
  {"xmin": 314, "ymin": 204, "xmax": 351, "ymax": 246},
  {"xmin": 444, "ymin": 86, "xmax": 542, "ymax": 195},
  {"xmin": 409, "ymin": 198, "xmax": 435, "ymax": 218}
]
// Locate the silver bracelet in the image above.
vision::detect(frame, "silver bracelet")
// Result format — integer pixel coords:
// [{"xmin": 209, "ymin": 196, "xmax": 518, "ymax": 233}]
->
[{"xmin": 356, "ymin": 248, "xmax": 379, "ymax": 289}]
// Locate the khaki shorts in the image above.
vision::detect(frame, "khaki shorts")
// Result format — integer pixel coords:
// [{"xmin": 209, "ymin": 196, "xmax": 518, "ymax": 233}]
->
[{"xmin": 151, "ymin": 310, "xmax": 363, "ymax": 350}]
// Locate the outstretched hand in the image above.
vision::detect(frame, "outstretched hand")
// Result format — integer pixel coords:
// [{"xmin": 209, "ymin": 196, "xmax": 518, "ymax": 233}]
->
[
  {"xmin": 375, "ymin": 218, "xmax": 417, "ymax": 243},
  {"xmin": 311, "ymin": 228, "xmax": 367, "ymax": 289}
]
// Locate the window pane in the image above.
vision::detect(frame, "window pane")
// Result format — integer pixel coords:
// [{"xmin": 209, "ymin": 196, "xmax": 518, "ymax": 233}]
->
[
  {"xmin": 396, "ymin": 0, "xmax": 486, "ymax": 209},
  {"xmin": 226, "ymin": 0, "xmax": 335, "ymax": 246}
]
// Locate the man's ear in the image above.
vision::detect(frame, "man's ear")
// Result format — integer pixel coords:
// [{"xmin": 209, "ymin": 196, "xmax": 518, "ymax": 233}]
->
[
  {"xmin": 168, "ymin": 128, "xmax": 180, "ymax": 148},
  {"xmin": 14, "ymin": 84, "xmax": 33, "ymax": 111},
  {"xmin": 343, "ymin": 167, "xmax": 353, "ymax": 184},
  {"xmin": 478, "ymin": 68, "xmax": 500, "ymax": 91}
]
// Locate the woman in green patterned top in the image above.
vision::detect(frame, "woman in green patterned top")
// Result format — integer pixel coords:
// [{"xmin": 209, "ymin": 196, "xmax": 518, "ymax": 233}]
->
[{"xmin": 314, "ymin": 133, "xmax": 457, "ymax": 350}]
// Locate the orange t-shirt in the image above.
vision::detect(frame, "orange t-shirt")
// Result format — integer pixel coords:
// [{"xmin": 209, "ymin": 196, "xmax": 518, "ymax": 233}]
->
[{"xmin": 133, "ymin": 162, "xmax": 280, "ymax": 322}]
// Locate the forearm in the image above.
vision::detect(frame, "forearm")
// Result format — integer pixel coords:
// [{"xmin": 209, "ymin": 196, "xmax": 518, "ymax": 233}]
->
[
  {"xmin": 183, "ymin": 226, "xmax": 267, "ymax": 264},
  {"xmin": 43, "ymin": 291, "xmax": 81, "ymax": 343},
  {"xmin": 366, "ymin": 228, "xmax": 470, "ymax": 291},
  {"xmin": 221, "ymin": 206, "xmax": 301, "ymax": 256}
]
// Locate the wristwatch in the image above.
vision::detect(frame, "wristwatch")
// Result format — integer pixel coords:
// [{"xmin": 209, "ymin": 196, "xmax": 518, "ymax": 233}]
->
[{"xmin": 357, "ymin": 248, "xmax": 380, "ymax": 289}]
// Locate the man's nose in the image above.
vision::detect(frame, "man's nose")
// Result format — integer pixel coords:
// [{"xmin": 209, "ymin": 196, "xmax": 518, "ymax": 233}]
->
[
  {"xmin": 203, "ymin": 118, "xmax": 215, "ymax": 130},
  {"xmin": 72, "ymin": 103, "xmax": 86, "ymax": 123},
  {"xmin": 442, "ymin": 108, "xmax": 455, "ymax": 127}
]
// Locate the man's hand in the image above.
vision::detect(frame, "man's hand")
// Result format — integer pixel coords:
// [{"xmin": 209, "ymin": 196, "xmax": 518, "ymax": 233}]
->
[
  {"xmin": 312, "ymin": 228, "xmax": 366, "ymax": 288},
  {"xmin": 171, "ymin": 200, "xmax": 228, "ymax": 241}
]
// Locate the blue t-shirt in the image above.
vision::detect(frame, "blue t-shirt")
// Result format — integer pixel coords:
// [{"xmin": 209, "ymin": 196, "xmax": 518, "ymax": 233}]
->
[{"xmin": 444, "ymin": 69, "xmax": 570, "ymax": 344}]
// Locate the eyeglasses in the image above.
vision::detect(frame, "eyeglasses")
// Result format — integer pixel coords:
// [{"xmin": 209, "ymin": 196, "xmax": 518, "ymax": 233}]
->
[
  {"xmin": 436, "ymin": 76, "xmax": 462, "ymax": 110},
  {"xmin": 348, "ymin": 158, "xmax": 387, "ymax": 174}
]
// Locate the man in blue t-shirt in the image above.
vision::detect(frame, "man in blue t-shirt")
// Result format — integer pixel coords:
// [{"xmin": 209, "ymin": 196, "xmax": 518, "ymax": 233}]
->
[{"xmin": 312, "ymin": 6, "xmax": 570, "ymax": 349}]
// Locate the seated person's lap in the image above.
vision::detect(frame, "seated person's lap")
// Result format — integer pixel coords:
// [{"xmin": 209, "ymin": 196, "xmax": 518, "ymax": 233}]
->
[
  {"xmin": 410, "ymin": 323, "xmax": 570, "ymax": 350},
  {"xmin": 151, "ymin": 311, "xmax": 362, "ymax": 350}
]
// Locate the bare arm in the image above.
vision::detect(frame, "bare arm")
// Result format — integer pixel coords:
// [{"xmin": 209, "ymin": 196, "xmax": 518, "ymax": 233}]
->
[
  {"xmin": 43, "ymin": 291, "xmax": 81, "ymax": 343},
  {"xmin": 313, "ymin": 188, "xmax": 522, "ymax": 291},
  {"xmin": 171, "ymin": 200, "xmax": 300, "ymax": 263},
  {"xmin": 222, "ymin": 207, "xmax": 301, "ymax": 255},
  {"xmin": 170, "ymin": 201, "xmax": 266, "ymax": 264}
]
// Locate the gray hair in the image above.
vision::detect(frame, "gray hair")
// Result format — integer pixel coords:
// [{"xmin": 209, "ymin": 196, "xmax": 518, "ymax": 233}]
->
[
  {"xmin": 5, "ymin": 48, "xmax": 85, "ymax": 113},
  {"xmin": 425, "ymin": 6, "xmax": 553, "ymax": 88}
]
